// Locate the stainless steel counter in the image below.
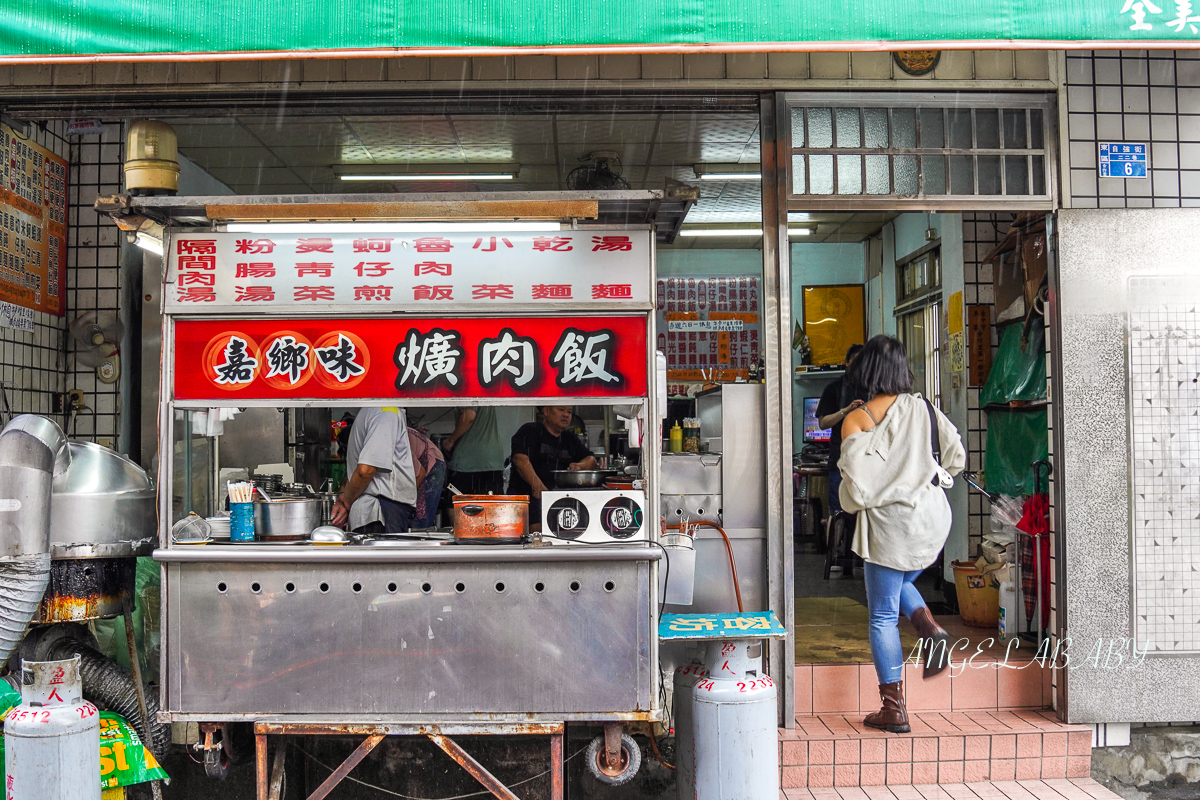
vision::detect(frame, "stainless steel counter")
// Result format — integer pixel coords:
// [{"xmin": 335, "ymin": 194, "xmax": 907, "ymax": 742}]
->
[{"xmin": 160, "ymin": 542, "xmax": 660, "ymax": 723}]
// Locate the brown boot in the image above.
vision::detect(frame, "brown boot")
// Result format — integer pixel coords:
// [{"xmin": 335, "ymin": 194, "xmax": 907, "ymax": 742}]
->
[
  {"xmin": 863, "ymin": 682, "xmax": 910, "ymax": 733},
  {"xmin": 909, "ymin": 606, "xmax": 951, "ymax": 678}
]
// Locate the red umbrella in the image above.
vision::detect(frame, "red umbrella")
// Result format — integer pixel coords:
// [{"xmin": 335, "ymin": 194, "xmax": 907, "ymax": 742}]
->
[{"xmin": 1016, "ymin": 493, "xmax": 1050, "ymax": 630}]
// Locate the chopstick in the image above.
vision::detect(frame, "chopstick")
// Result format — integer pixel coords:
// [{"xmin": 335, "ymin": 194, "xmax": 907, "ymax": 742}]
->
[{"xmin": 227, "ymin": 481, "xmax": 255, "ymax": 504}]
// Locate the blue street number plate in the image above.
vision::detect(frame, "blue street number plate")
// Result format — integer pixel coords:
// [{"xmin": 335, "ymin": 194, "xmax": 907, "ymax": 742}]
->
[{"xmin": 1099, "ymin": 142, "xmax": 1147, "ymax": 179}]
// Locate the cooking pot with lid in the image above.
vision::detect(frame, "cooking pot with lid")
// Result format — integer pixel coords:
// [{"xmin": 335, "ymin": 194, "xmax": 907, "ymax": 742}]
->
[{"xmin": 450, "ymin": 496, "xmax": 528, "ymax": 544}]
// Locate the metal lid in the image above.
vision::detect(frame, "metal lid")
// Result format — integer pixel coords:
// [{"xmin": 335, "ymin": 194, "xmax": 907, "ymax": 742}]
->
[{"xmin": 52, "ymin": 441, "xmax": 153, "ymax": 497}]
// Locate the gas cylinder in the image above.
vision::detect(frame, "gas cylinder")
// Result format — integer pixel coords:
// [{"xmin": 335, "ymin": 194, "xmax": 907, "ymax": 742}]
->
[
  {"xmin": 692, "ymin": 640, "xmax": 779, "ymax": 800},
  {"xmin": 673, "ymin": 660, "xmax": 708, "ymax": 800},
  {"xmin": 5, "ymin": 655, "xmax": 100, "ymax": 800}
]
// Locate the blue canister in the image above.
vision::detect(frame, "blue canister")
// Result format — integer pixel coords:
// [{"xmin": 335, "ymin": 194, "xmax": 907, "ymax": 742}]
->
[{"xmin": 229, "ymin": 502, "xmax": 255, "ymax": 542}]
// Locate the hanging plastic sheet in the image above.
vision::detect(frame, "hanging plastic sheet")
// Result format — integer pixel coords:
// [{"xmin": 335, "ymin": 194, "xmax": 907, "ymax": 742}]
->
[
  {"xmin": 983, "ymin": 408, "xmax": 1048, "ymax": 497},
  {"xmin": 980, "ymin": 318, "xmax": 1047, "ymax": 405}
]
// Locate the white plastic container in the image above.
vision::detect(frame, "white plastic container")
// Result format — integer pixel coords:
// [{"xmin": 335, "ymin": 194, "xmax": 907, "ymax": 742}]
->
[
  {"xmin": 5, "ymin": 655, "xmax": 100, "ymax": 800},
  {"xmin": 999, "ymin": 577, "xmax": 1019, "ymax": 641}
]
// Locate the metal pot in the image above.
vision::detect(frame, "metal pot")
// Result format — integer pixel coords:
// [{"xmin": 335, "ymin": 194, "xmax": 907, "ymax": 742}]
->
[
  {"xmin": 253, "ymin": 498, "xmax": 322, "ymax": 541},
  {"xmin": 551, "ymin": 469, "xmax": 616, "ymax": 489},
  {"xmin": 450, "ymin": 496, "xmax": 528, "ymax": 544}
]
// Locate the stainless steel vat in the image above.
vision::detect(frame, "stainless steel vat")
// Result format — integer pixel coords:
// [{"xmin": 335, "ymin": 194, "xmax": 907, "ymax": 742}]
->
[
  {"xmin": 252, "ymin": 499, "xmax": 321, "ymax": 540},
  {"xmin": 49, "ymin": 441, "xmax": 155, "ymax": 559}
]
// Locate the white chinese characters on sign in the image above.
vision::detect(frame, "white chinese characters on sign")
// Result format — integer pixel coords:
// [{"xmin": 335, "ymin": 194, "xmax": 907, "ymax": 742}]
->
[
  {"xmin": 479, "ymin": 329, "xmax": 538, "ymax": 389},
  {"xmin": 394, "ymin": 329, "xmax": 464, "ymax": 389},
  {"xmin": 550, "ymin": 328, "xmax": 621, "ymax": 388},
  {"xmin": 315, "ymin": 334, "xmax": 365, "ymax": 383},
  {"xmin": 214, "ymin": 336, "xmax": 258, "ymax": 385},
  {"xmin": 168, "ymin": 231, "xmax": 650, "ymax": 312},
  {"xmin": 265, "ymin": 336, "xmax": 310, "ymax": 385},
  {"xmin": 1120, "ymin": 0, "xmax": 1200, "ymax": 32}
]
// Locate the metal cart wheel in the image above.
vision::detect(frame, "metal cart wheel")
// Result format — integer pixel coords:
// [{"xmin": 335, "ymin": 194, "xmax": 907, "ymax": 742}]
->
[{"xmin": 584, "ymin": 732, "xmax": 642, "ymax": 786}]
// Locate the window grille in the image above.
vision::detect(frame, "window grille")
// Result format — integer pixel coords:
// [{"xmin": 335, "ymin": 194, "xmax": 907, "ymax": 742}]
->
[{"xmin": 785, "ymin": 93, "xmax": 1056, "ymax": 209}]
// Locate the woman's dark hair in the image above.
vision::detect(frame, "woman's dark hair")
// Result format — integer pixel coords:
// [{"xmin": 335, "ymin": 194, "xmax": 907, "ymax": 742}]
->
[
  {"xmin": 849, "ymin": 335, "xmax": 914, "ymax": 397},
  {"xmin": 845, "ymin": 343, "xmax": 864, "ymax": 364}
]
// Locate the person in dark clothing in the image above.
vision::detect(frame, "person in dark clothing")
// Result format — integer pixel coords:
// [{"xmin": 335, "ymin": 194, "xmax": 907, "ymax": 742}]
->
[
  {"xmin": 815, "ymin": 344, "xmax": 868, "ymax": 515},
  {"xmin": 508, "ymin": 405, "xmax": 596, "ymax": 529}
]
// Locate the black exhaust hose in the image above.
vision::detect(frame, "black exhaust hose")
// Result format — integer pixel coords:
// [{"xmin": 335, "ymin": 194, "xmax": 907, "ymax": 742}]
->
[{"xmin": 46, "ymin": 636, "xmax": 170, "ymax": 757}]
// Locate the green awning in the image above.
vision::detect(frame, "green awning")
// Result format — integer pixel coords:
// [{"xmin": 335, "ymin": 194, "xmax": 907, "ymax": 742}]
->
[{"xmin": 1, "ymin": 0, "xmax": 1193, "ymax": 59}]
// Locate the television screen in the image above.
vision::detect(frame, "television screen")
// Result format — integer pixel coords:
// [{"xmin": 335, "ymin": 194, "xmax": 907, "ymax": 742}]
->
[{"xmin": 803, "ymin": 397, "xmax": 832, "ymax": 443}]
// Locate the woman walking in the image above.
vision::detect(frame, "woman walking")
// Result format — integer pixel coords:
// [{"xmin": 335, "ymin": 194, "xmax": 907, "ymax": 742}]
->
[{"xmin": 839, "ymin": 335, "xmax": 965, "ymax": 733}]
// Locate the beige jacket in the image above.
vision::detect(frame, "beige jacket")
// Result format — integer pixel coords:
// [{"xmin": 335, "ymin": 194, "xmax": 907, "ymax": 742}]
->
[{"xmin": 837, "ymin": 393, "xmax": 966, "ymax": 572}]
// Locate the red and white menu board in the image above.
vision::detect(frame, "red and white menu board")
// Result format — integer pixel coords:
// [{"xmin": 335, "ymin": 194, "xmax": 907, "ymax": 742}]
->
[
  {"xmin": 173, "ymin": 316, "xmax": 648, "ymax": 401},
  {"xmin": 654, "ymin": 276, "xmax": 761, "ymax": 392},
  {"xmin": 0, "ymin": 124, "xmax": 67, "ymax": 316},
  {"xmin": 166, "ymin": 229, "xmax": 652, "ymax": 313}
]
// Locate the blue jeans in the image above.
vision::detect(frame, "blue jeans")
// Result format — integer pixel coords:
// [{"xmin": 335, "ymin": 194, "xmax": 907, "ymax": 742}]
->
[
  {"xmin": 827, "ymin": 469, "xmax": 843, "ymax": 514},
  {"xmin": 864, "ymin": 561, "xmax": 928, "ymax": 685}
]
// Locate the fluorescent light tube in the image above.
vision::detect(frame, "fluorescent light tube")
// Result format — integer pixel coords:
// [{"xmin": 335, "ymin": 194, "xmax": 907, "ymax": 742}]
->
[
  {"xmin": 696, "ymin": 173, "xmax": 761, "ymax": 181},
  {"xmin": 225, "ymin": 222, "xmax": 562, "ymax": 233},
  {"xmin": 338, "ymin": 173, "xmax": 515, "ymax": 181},
  {"xmin": 677, "ymin": 228, "xmax": 814, "ymax": 237},
  {"xmin": 680, "ymin": 228, "xmax": 763, "ymax": 237},
  {"xmin": 134, "ymin": 231, "xmax": 163, "ymax": 255}
]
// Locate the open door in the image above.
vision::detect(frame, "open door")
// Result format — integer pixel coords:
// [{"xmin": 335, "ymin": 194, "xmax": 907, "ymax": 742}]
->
[{"xmin": 1053, "ymin": 208, "xmax": 1200, "ymax": 723}]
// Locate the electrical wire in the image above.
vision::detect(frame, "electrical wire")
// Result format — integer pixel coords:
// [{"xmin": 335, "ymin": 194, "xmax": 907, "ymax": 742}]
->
[
  {"xmin": 293, "ymin": 741, "xmax": 589, "ymax": 800},
  {"xmin": 665, "ymin": 521, "xmax": 743, "ymax": 612}
]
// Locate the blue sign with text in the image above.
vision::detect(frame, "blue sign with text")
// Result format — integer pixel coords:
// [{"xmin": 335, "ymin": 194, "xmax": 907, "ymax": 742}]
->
[
  {"xmin": 1099, "ymin": 142, "xmax": 1147, "ymax": 179},
  {"xmin": 658, "ymin": 611, "xmax": 787, "ymax": 641}
]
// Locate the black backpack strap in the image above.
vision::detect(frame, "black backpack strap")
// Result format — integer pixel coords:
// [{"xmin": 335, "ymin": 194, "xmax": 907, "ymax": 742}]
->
[{"xmin": 925, "ymin": 399, "xmax": 942, "ymax": 486}]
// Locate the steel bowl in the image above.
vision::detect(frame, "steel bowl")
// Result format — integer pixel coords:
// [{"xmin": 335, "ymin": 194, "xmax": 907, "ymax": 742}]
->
[{"xmin": 551, "ymin": 469, "xmax": 616, "ymax": 489}]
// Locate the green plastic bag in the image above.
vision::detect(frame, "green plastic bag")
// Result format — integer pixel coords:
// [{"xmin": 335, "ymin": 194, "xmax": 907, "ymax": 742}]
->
[
  {"xmin": 984, "ymin": 408, "xmax": 1049, "ymax": 497},
  {"xmin": 980, "ymin": 318, "xmax": 1047, "ymax": 405},
  {"xmin": 0, "ymin": 684, "xmax": 168, "ymax": 788}
]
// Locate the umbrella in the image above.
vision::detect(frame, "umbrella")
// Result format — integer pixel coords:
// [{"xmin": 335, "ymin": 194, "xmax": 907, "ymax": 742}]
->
[{"xmin": 1016, "ymin": 493, "xmax": 1050, "ymax": 630}]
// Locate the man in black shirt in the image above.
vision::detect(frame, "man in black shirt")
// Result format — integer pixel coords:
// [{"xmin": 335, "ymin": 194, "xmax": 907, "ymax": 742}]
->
[
  {"xmin": 815, "ymin": 344, "xmax": 867, "ymax": 516},
  {"xmin": 508, "ymin": 405, "xmax": 596, "ymax": 529}
]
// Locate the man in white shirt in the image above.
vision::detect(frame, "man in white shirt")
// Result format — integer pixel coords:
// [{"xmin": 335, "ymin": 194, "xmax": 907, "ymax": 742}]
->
[{"xmin": 330, "ymin": 407, "xmax": 418, "ymax": 534}]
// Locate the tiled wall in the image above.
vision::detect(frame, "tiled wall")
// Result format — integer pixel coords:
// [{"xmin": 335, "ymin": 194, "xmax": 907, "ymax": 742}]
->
[
  {"xmin": 0, "ymin": 51, "xmax": 1054, "ymax": 90},
  {"xmin": 960, "ymin": 213, "xmax": 1012, "ymax": 558},
  {"xmin": 0, "ymin": 121, "xmax": 70, "ymax": 426},
  {"xmin": 66, "ymin": 123, "xmax": 124, "ymax": 446},
  {"xmin": 1065, "ymin": 50, "xmax": 1200, "ymax": 207}
]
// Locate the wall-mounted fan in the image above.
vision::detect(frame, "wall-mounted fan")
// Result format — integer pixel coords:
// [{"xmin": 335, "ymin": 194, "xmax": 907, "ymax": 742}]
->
[
  {"xmin": 69, "ymin": 311, "xmax": 123, "ymax": 384},
  {"xmin": 566, "ymin": 151, "xmax": 631, "ymax": 190}
]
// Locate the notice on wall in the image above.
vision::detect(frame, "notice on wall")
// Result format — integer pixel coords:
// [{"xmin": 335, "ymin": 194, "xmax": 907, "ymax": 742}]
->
[
  {"xmin": 0, "ymin": 301, "xmax": 33, "ymax": 332},
  {"xmin": 967, "ymin": 305, "xmax": 993, "ymax": 387},
  {"xmin": 655, "ymin": 276, "xmax": 760, "ymax": 394},
  {"xmin": 0, "ymin": 125, "xmax": 67, "ymax": 316},
  {"xmin": 947, "ymin": 290, "xmax": 966, "ymax": 373}
]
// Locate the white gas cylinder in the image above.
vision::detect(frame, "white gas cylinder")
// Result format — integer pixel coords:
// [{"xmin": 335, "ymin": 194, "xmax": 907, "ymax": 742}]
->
[
  {"xmin": 5, "ymin": 655, "xmax": 100, "ymax": 800},
  {"xmin": 673, "ymin": 661, "xmax": 708, "ymax": 800},
  {"xmin": 692, "ymin": 639, "xmax": 778, "ymax": 800}
]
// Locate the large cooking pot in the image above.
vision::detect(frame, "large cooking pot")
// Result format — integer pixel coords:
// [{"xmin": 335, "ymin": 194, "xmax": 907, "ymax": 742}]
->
[
  {"xmin": 253, "ymin": 498, "xmax": 322, "ymax": 540},
  {"xmin": 450, "ymin": 495, "xmax": 528, "ymax": 544},
  {"xmin": 552, "ymin": 469, "xmax": 616, "ymax": 489}
]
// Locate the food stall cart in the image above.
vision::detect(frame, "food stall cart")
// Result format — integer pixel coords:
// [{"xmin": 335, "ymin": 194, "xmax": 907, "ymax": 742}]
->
[{"xmin": 138, "ymin": 193, "xmax": 676, "ymax": 798}]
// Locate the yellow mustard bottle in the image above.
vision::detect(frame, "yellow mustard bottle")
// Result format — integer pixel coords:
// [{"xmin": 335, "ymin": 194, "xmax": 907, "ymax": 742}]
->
[{"xmin": 669, "ymin": 422, "xmax": 683, "ymax": 452}]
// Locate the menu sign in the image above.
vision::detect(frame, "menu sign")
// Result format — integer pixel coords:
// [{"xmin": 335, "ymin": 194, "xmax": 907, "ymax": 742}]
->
[
  {"xmin": 166, "ymin": 230, "xmax": 652, "ymax": 313},
  {"xmin": 654, "ymin": 276, "xmax": 761, "ymax": 393},
  {"xmin": 173, "ymin": 316, "xmax": 648, "ymax": 401},
  {"xmin": 0, "ymin": 125, "xmax": 67, "ymax": 316}
]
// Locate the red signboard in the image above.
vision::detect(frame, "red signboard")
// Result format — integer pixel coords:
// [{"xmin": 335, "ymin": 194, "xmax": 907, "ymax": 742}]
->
[{"xmin": 173, "ymin": 316, "xmax": 648, "ymax": 401}]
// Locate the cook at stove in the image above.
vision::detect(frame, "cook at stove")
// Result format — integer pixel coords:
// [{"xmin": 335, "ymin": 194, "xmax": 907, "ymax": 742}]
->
[
  {"xmin": 331, "ymin": 407, "xmax": 418, "ymax": 534},
  {"xmin": 508, "ymin": 405, "xmax": 596, "ymax": 528}
]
